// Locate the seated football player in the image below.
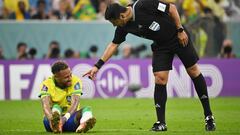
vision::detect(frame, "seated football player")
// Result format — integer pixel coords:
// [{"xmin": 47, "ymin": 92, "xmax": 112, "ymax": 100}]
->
[{"xmin": 39, "ymin": 60, "xmax": 96, "ymax": 133}]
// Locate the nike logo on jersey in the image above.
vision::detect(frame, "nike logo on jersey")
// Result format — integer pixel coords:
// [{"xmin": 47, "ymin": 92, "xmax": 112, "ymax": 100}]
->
[{"xmin": 149, "ymin": 21, "xmax": 160, "ymax": 31}]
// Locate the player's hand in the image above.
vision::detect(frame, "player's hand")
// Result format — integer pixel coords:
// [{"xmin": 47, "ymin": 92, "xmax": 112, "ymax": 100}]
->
[
  {"xmin": 82, "ymin": 66, "xmax": 99, "ymax": 80},
  {"xmin": 178, "ymin": 31, "xmax": 188, "ymax": 47}
]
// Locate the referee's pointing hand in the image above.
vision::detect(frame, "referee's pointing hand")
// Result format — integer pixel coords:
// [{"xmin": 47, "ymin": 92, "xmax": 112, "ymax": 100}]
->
[{"xmin": 83, "ymin": 66, "xmax": 99, "ymax": 80}]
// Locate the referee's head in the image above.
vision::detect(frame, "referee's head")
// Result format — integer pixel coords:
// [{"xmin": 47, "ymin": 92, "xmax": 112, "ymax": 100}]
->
[
  {"xmin": 105, "ymin": 3, "xmax": 127, "ymax": 20},
  {"xmin": 105, "ymin": 3, "xmax": 130, "ymax": 27}
]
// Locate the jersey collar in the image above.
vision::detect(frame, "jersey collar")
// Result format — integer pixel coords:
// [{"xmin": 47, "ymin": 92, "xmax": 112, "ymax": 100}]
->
[{"xmin": 132, "ymin": 0, "xmax": 139, "ymax": 21}]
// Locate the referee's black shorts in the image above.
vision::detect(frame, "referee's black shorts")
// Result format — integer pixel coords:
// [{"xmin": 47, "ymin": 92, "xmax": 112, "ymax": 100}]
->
[{"xmin": 151, "ymin": 36, "xmax": 199, "ymax": 72}]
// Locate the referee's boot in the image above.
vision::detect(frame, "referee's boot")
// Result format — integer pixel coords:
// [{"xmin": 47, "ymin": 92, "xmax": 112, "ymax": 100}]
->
[
  {"xmin": 151, "ymin": 121, "xmax": 167, "ymax": 131},
  {"xmin": 205, "ymin": 115, "xmax": 216, "ymax": 131}
]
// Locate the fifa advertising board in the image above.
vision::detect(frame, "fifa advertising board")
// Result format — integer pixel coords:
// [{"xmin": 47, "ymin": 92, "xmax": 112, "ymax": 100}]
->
[{"xmin": 0, "ymin": 59, "xmax": 239, "ymax": 100}]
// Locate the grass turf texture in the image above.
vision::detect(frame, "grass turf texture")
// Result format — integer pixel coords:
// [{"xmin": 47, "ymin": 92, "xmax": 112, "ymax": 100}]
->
[{"xmin": 0, "ymin": 98, "xmax": 240, "ymax": 135}]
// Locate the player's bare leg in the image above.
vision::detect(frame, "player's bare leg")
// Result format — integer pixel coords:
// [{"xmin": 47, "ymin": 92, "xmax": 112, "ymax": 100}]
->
[
  {"xmin": 187, "ymin": 64, "xmax": 216, "ymax": 131},
  {"xmin": 76, "ymin": 106, "xmax": 96, "ymax": 133}
]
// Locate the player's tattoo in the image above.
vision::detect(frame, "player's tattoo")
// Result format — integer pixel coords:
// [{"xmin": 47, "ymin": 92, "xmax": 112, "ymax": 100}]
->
[
  {"xmin": 41, "ymin": 96, "xmax": 53, "ymax": 120},
  {"xmin": 67, "ymin": 95, "xmax": 80, "ymax": 115}
]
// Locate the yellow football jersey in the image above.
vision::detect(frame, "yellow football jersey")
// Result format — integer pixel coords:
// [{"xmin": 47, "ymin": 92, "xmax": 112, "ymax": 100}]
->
[{"xmin": 39, "ymin": 75, "xmax": 83, "ymax": 114}]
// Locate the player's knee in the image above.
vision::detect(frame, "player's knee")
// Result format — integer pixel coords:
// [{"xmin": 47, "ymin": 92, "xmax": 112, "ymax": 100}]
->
[{"xmin": 187, "ymin": 64, "xmax": 200, "ymax": 78}]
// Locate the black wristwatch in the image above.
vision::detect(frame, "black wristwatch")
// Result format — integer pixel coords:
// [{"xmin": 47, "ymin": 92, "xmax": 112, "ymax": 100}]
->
[{"xmin": 177, "ymin": 27, "xmax": 184, "ymax": 33}]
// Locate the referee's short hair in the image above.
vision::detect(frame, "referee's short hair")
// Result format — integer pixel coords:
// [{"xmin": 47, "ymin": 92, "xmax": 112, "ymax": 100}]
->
[
  {"xmin": 51, "ymin": 60, "xmax": 69, "ymax": 74},
  {"xmin": 105, "ymin": 3, "xmax": 127, "ymax": 20}
]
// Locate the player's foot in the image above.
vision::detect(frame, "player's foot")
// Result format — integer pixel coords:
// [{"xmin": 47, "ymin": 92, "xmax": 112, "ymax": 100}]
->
[
  {"xmin": 76, "ymin": 117, "xmax": 96, "ymax": 133},
  {"xmin": 151, "ymin": 121, "xmax": 167, "ymax": 131},
  {"xmin": 51, "ymin": 111, "xmax": 62, "ymax": 133},
  {"xmin": 205, "ymin": 115, "xmax": 216, "ymax": 131}
]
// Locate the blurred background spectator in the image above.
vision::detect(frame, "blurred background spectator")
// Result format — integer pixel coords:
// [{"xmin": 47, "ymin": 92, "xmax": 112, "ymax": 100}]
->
[
  {"xmin": 132, "ymin": 44, "xmax": 147, "ymax": 58},
  {"xmin": 72, "ymin": 0, "xmax": 97, "ymax": 20},
  {"xmin": 8, "ymin": 0, "xmax": 31, "ymax": 20},
  {"xmin": 28, "ymin": 47, "xmax": 37, "ymax": 59},
  {"xmin": 96, "ymin": 0, "xmax": 107, "ymax": 21},
  {"xmin": 223, "ymin": 0, "xmax": 240, "ymax": 21},
  {"xmin": 64, "ymin": 48, "xmax": 79, "ymax": 58},
  {"xmin": 31, "ymin": 0, "xmax": 49, "ymax": 19},
  {"xmin": 29, "ymin": 0, "xmax": 51, "ymax": 15},
  {"xmin": 16, "ymin": 42, "xmax": 28, "ymax": 60},
  {"xmin": 51, "ymin": 0, "xmax": 73, "ymax": 20},
  {"xmin": 122, "ymin": 44, "xmax": 133, "ymax": 59},
  {"xmin": 45, "ymin": 41, "xmax": 61, "ymax": 59},
  {"xmin": 218, "ymin": 39, "xmax": 236, "ymax": 58},
  {"xmin": 4, "ymin": 0, "xmax": 30, "ymax": 14},
  {"xmin": 182, "ymin": 0, "xmax": 208, "ymax": 23},
  {"xmin": 0, "ymin": 45, "xmax": 5, "ymax": 59},
  {"xmin": 89, "ymin": 45, "xmax": 98, "ymax": 59},
  {"xmin": 64, "ymin": 48, "xmax": 74, "ymax": 58},
  {"xmin": 0, "ymin": 0, "xmax": 2, "ymax": 18}
]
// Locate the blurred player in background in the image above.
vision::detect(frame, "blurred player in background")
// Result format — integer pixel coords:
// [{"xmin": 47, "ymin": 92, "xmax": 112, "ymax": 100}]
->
[
  {"xmin": 39, "ymin": 60, "xmax": 96, "ymax": 133},
  {"xmin": 84, "ymin": 0, "xmax": 216, "ymax": 132}
]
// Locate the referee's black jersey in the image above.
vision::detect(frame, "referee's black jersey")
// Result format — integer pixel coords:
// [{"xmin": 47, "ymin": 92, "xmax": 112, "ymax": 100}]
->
[{"xmin": 112, "ymin": 0, "xmax": 178, "ymax": 45}]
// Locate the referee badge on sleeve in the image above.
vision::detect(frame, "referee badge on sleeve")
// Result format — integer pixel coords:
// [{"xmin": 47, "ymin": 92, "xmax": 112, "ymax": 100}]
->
[
  {"xmin": 158, "ymin": 2, "xmax": 167, "ymax": 12},
  {"xmin": 74, "ymin": 82, "xmax": 81, "ymax": 90},
  {"xmin": 149, "ymin": 21, "xmax": 160, "ymax": 31},
  {"xmin": 41, "ymin": 85, "xmax": 48, "ymax": 91}
]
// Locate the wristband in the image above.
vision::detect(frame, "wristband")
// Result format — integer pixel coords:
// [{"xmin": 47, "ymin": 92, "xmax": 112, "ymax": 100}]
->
[
  {"xmin": 64, "ymin": 112, "xmax": 71, "ymax": 121},
  {"xmin": 94, "ymin": 59, "xmax": 105, "ymax": 69}
]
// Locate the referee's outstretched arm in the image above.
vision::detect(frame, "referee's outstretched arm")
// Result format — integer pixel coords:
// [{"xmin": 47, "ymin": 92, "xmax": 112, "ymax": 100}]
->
[{"xmin": 82, "ymin": 42, "xmax": 118, "ymax": 80}]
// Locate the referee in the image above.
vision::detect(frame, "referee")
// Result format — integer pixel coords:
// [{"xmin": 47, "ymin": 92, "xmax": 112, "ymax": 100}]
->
[{"xmin": 83, "ymin": 0, "xmax": 216, "ymax": 131}]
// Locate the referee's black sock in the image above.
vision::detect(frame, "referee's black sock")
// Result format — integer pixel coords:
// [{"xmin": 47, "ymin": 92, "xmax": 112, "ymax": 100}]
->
[
  {"xmin": 154, "ymin": 84, "xmax": 167, "ymax": 124},
  {"xmin": 192, "ymin": 73, "xmax": 212, "ymax": 117}
]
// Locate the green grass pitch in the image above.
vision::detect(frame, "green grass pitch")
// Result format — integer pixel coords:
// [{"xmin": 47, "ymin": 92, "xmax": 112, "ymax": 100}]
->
[{"xmin": 0, "ymin": 98, "xmax": 240, "ymax": 135}]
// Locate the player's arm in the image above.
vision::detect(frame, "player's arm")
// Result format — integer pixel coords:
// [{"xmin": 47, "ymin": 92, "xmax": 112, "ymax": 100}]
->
[
  {"xmin": 41, "ymin": 96, "xmax": 53, "ymax": 120},
  {"xmin": 61, "ymin": 94, "xmax": 80, "ymax": 125},
  {"xmin": 67, "ymin": 95, "xmax": 80, "ymax": 115},
  {"xmin": 61, "ymin": 80, "xmax": 82, "ymax": 125},
  {"xmin": 83, "ymin": 42, "xmax": 119, "ymax": 80},
  {"xmin": 168, "ymin": 3, "xmax": 188, "ymax": 46}
]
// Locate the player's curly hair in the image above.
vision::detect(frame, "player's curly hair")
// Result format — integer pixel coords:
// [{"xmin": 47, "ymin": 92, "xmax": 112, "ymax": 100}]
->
[
  {"xmin": 51, "ymin": 60, "xmax": 69, "ymax": 74},
  {"xmin": 105, "ymin": 3, "xmax": 127, "ymax": 20}
]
